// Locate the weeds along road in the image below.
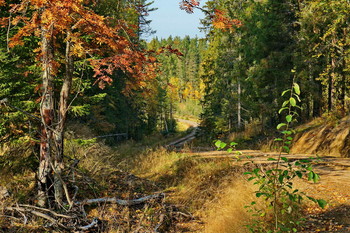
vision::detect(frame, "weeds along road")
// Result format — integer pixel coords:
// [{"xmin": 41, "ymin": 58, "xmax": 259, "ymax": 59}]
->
[
  {"xmin": 187, "ymin": 149, "xmax": 350, "ymax": 232},
  {"xmin": 168, "ymin": 121, "xmax": 350, "ymax": 232}
]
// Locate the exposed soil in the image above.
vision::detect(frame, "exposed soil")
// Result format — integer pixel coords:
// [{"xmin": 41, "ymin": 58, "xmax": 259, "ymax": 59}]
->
[{"xmin": 292, "ymin": 116, "xmax": 350, "ymax": 158}]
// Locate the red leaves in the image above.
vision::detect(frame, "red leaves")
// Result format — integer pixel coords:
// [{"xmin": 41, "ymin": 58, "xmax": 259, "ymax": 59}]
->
[
  {"xmin": 212, "ymin": 9, "xmax": 242, "ymax": 31},
  {"xmin": 2, "ymin": 0, "xmax": 157, "ymax": 93},
  {"xmin": 0, "ymin": 17, "xmax": 8, "ymax": 28},
  {"xmin": 179, "ymin": 0, "xmax": 200, "ymax": 14},
  {"xmin": 150, "ymin": 45, "xmax": 184, "ymax": 57},
  {"xmin": 164, "ymin": 46, "xmax": 184, "ymax": 57}
]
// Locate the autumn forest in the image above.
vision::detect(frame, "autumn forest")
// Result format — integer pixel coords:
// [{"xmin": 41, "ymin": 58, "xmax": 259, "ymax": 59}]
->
[{"xmin": 0, "ymin": 0, "xmax": 350, "ymax": 232}]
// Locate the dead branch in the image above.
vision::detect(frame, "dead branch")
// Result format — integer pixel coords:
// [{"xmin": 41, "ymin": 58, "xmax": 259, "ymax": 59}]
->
[
  {"xmin": 76, "ymin": 193, "xmax": 165, "ymax": 206},
  {"xmin": 49, "ymin": 161, "xmax": 74, "ymax": 208},
  {"xmin": 175, "ymin": 211, "xmax": 194, "ymax": 219},
  {"xmin": 77, "ymin": 217, "xmax": 99, "ymax": 231},
  {"xmin": 6, "ymin": 206, "xmax": 70, "ymax": 230},
  {"xmin": 0, "ymin": 214, "xmax": 23, "ymax": 222},
  {"xmin": 18, "ymin": 204, "xmax": 76, "ymax": 219},
  {"xmin": 6, "ymin": 13, "xmax": 11, "ymax": 52},
  {"xmin": 154, "ymin": 214, "xmax": 165, "ymax": 233}
]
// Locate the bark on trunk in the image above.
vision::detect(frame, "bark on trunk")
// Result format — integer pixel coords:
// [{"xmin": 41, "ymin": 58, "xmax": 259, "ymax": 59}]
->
[
  {"xmin": 237, "ymin": 79, "xmax": 242, "ymax": 130},
  {"xmin": 53, "ymin": 33, "xmax": 73, "ymax": 206},
  {"xmin": 38, "ymin": 26, "xmax": 74, "ymax": 207},
  {"xmin": 38, "ymin": 24, "xmax": 54, "ymax": 207},
  {"xmin": 339, "ymin": 52, "xmax": 346, "ymax": 116},
  {"xmin": 328, "ymin": 55, "xmax": 335, "ymax": 113}
]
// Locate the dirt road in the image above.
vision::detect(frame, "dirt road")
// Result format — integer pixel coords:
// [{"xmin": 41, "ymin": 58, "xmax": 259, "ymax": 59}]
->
[
  {"xmin": 166, "ymin": 118, "xmax": 199, "ymax": 148},
  {"xmin": 167, "ymin": 120, "xmax": 350, "ymax": 232},
  {"xmin": 185, "ymin": 149, "xmax": 350, "ymax": 232}
]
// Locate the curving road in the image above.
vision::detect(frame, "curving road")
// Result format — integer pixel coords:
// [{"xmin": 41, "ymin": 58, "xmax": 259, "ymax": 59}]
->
[{"xmin": 166, "ymin": 118, "xmax": 199, "ymax": 148}]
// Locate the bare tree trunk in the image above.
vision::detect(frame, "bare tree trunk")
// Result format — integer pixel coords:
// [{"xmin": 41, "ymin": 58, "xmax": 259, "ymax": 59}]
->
[
  {"xmin": 170, "ymin": 100, "xmax": 173, "ymax": 120},
  {"xmin": 53, "ymin": 32, "xmax": 73, "ymax": 206},
  {"xmin": 38, "ymin": 24, "xmax": 54, "ymax": 208},
  {"xmin": 339, "ymin": 48, "xmax": 346, "ymax": 116},
  {"xmin": 328, "ymin": 55, "xmax": 335, "ymax": 113},
  {"xmin": 237, "ymin": 51, "xmax": 242, "ymax": 130},
  {"xmin": 164, "ymin": 109, "xmax": 168, "ymax": 133},
  {"xmin": 237, "ymin": 79, "xmax": 242, "ymax": 130}
]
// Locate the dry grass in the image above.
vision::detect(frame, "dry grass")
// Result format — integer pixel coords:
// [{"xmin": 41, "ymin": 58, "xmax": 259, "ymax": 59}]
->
[
  {"xmin": 203, "ymin": 176, "xmax": 258, "ymax": 233},
  {"xmin": 131, "ymin": 147, "xmax": 186, "ymax": 178},
  {"xmin": 128, "ymin": 148, "xmax": 270, "ymax": 231},
  {"xmin": 228, "ymin": 120, "xmax": 262, "ymax": 142}
]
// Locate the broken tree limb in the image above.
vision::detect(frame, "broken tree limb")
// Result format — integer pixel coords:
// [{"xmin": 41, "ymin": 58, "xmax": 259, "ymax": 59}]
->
[
  {"xmin": 18, "ymin": 204, "xmax": 76, "ymax": 219},
  {"xmin": 6, "ymin": 206, "xmax": 70, "ymax": 230},
  {"xmin": 75, "ymin": 193, "xmax": 165, "ymax": 206},
  {"xmin": 77, "ymin": 217, "xmax": 99, "ymax": 231},
  {"xmin": 154, "ymin": 214, "xmax": 165, "ymax": 233}
]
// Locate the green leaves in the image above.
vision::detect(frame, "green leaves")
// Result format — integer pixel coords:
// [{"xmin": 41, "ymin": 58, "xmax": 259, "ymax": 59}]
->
[
  {"xmin": 293, "ymin": 83, "xmax": 300, "ymax": 95},
  {"xmin": 281, "ymin": 89, "xmax": 290, "ymax": 96},
  {"xmin": 286, "ymin": 115, "xmax": 293, "ymax": 123},
  {"xmin": 244, "ymin": 81, "xmax": 326, "ymax": 232},
  {"xmin": 317, "ymin": 199, "xmax": 327, "ymax": 209},
  {"xmin": 215, "ymin": 140, "xmax": 227, "ymax": 150},
  {"xmin": 307, "ymin": 197, "xmax": 327, "ymax": 209},
  {"xmin": 308, "ymin": 171, "xmax": 320, "ymax": 183},
  {"xmin": 277, "ymin": 123, "xmax": 286, "ymax": 129},
  {"xmin": 215, "ymin": 140, "xmax": 239, "ymax": 156},
  {"xmin": 289, "ymin": 97, "xmax": 297, "ymax": 107}
]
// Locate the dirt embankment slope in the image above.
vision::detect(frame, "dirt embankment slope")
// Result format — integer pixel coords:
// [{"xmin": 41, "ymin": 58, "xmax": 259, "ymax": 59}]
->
[{"xmin": 291, "ymin": 116, "xmax": 350, "ymax": 158}]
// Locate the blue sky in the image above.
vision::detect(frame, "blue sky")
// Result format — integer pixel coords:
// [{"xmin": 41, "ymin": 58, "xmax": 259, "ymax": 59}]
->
[{"xmin": 146, "ymin": 0, "xmax": 207, "ymax": 40}]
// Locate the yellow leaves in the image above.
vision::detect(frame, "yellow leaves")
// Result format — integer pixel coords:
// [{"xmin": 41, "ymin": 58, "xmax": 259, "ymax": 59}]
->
[
  {"xmin": 41, "ymin": 8, "xmax": 55, "ymax": 25},
  {"xmin": 213, "ymin": 21, "xmax": 226, "ymax": 30},
  {"xmin": 212, "ymin": 9, "xmax": 242, "ymax": 32},
  {"xmin": 11, "ymin": 16, "xmax": 25, "ymax": 26},
  {"xmin": 72, "ymin": 42, "xmax": 85, "ymax": 58},
  {"xmin": 0, "ymin": 17, "xmax": 9, "ymax": 28}
]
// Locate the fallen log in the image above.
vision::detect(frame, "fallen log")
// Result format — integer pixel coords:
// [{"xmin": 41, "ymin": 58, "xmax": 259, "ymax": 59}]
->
[{"xmin": 75, "ymin": 193, "xmax": 165, "ymax": 206}]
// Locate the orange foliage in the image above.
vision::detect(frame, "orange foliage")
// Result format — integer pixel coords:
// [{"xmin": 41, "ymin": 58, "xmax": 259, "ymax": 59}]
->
[
  {"xmin": 212, "ymin": 9, "xmax": 242, "ymax": 31},
  {"xmin": 3, "ymin": 0, "xmax": 157, "ymax": 92}
]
